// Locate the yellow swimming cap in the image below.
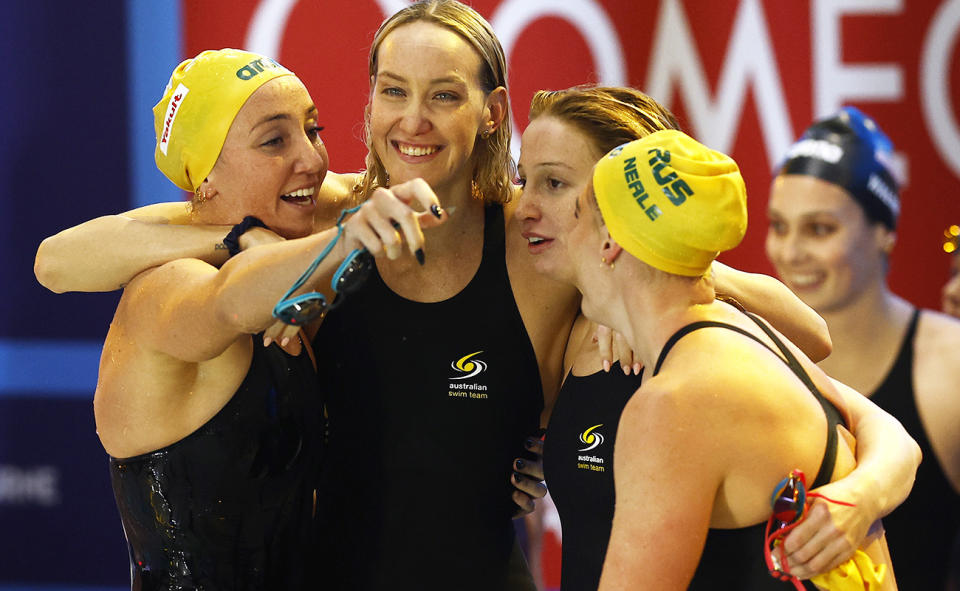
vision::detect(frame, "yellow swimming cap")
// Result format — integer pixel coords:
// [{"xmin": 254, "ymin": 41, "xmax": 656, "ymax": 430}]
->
[
  {"xmin": 592, "ymin": 130, "xmax": 747, "ymax": 277},
  {"xmin": 153, "ymin": 48, "xmax": 295, "ymax": 191}
]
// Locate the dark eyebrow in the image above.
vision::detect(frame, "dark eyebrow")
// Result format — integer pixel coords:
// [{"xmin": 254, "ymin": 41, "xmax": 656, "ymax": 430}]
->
[
  {"xmin": 252, "ymin": 105, "xmax": 319, "ymax": 131},
  {"xmin": 378, "ymin": 70, "xmax": 468, "ymax": 87}
]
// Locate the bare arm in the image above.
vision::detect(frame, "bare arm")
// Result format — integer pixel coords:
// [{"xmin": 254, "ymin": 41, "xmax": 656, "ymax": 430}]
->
[
  {"xmin": 131, "ymin": 180, "xmax": 445, "ymax": 360},
  {"xmin": 782, "ymin": 378, "xmax": 921, "ymax": 578},
  {"xmin": 712, "ymin": 261, "xmax": 832, "ymax": 361},
  {"xmin": 598, "ymin": 384, "xmax": 720, "ymax": 590},
  {"xmin": 34, "ymin": 201, "xmax": 232, "ymax": 293}
]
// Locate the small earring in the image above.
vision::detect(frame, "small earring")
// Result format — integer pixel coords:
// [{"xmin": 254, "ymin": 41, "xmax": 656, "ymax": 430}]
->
[
  {"xmin": 601, "ymin": 256, "xmax": 614, "ymax": 269},
  {"xmin": 481, "ymin": 129, "xmax": 491, "ymax": 139},
  {"xmin": 194, "ymin": 186, "xmax": 209, "ymax": 203}
]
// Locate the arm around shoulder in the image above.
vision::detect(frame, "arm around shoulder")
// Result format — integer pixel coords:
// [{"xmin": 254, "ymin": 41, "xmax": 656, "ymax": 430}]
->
[{"xmin": 34, "ymin": 201, "xmax": 230, "ymax": 294}]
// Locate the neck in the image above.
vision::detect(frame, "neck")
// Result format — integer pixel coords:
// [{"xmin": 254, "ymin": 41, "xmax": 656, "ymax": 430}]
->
[{"xmin": 600, "ymin": 264, "xmax": 715, "ymax": 371}]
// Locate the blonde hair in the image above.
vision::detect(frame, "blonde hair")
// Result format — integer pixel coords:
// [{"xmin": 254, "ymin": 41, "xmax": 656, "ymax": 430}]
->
[
  {"xmin": 529, "ymin": 86, "xmax": 680, "ymax": 156},
  {"xmin": 355, "ymin": 0, "xmax": 514, "ymax": 204}
]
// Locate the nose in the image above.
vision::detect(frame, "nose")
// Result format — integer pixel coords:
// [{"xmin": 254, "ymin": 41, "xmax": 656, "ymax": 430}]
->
[
  {"xmin": 513, "ymin": 185, "xmax": 541, "ymax": 223},
  {"xmin": 398, "ymin": 99, "xmax": 432, "ymax": 136},
  {"xmin": 769, "ymin": 230, "xmax": 805, "ymax": 266},
  {"xmin": 295, "ymin": 132, "xmax": 328, "ymax": 176}
]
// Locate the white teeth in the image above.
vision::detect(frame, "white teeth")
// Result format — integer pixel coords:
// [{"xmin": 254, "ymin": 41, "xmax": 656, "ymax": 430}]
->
[
  {"xmin": 397, "ymin": 143, "xmax": 438, "ymax": 157},
  {"xmin": 528, "ymin": 237, "xmax": 545, "ymax": 245},
  {"xmin": 787, "ymin": 273, "xmax": 821, "ymax": 287},
  {"xmin": 283, "ymin": 187, "xmax": 315, "ymax": 199}
]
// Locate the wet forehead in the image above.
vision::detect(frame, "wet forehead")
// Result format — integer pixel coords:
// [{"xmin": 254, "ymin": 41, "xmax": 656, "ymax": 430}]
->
[
  {"xmin": 520, "ymin": 117, "xmax": 600, "ymax": 174},
  {"xmin": 233, "ymin": 77, "xmax": 314, "ymax": 131},
  {"xmin": 377, "ymin": 21, "xmax": 483, "ymax": 85}
]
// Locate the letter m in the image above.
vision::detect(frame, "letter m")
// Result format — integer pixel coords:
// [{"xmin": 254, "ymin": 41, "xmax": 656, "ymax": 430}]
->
[{"xmin": 645, "ymin": 0, "xmax": 793, "ymax": 167}]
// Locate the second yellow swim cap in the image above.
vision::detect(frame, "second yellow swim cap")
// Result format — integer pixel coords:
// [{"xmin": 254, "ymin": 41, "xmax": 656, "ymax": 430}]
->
[{"xmin": 592, "ymin": 130, "xmax": 747, "ymax": 277}]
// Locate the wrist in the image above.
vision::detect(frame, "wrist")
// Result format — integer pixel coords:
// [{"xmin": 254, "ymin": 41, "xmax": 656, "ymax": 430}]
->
[{"xmin": 223, "ymin": 216, "xmax": 268, "ymax": 257}]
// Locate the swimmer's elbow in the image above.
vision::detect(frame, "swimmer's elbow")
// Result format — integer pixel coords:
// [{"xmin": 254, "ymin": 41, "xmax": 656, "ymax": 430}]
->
[{"xmin": 34, "ymin": 237, "xmax": 70, "ymax": 293}]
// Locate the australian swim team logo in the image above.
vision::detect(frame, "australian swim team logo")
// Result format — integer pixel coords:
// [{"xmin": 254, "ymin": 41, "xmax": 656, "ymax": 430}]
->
[
  {"xmin": 578, "ymin": 424, "xmax": 605, "ymax": 451},
  {"xmin": 449, "ymin": 351, "xmax": 487, "ymax": 380},
  {"xmin": 447, "ymin": 351, "xmax": 490, "ymax": 400},
  {"xmin": 577, "ymin": 424, "xmax": 607, "ymax": 473}
]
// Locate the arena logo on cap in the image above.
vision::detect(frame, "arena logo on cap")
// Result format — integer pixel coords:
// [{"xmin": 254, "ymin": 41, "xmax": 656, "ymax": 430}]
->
[
  {"xmin": 236, "ymin": 57, "xmax": 284, "ymax": 81},
  {"xmin": 159, "ymin": 83, "xmax": 189, "ymax": 156},
  {"xmin": 785, "ymin": 138, "xmax": 843, "ymax": 164}
]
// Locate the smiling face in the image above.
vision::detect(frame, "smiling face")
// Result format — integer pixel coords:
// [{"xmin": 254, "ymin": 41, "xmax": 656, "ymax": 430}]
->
[
  {"xmin": 765, "ymin": 174, "xmax": 891, "ymax": 313},
  {"xmin": 516, "ymin": 116, "xmax": 604, "ymax": 283},
  {"xmin": 369, "ymin": 21, "xmax": 496, "ymax": 197},
  {"xmin": 204, "ymin": 76, "xmax": 328, "ymax": 239}
]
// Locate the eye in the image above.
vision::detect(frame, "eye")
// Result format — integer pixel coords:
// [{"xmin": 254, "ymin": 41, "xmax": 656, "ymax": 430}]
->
[
  {"xmin": 768, "ymin": 219, "xmax": 787, "ymax": 235},
  {"xmin": 261, "ymin": 136, "xmax": 284, "ymax": 148},
  {"xmin": 809, "ymin": 222, "xmax": 835, "ymax": 237},
  {"xmin": 434, "ymin": 91, "xmax": 459, "ymax": 102},
  {"xmin": 547, "ymin": 177, "xmax": 564, "ymax": 190},
  {"xmin": 307, "ymin": 125, "xmax": 325, "ymax": 142},
  {"xmin": 383, "ymin": 87, "xmax": 405, "ymax": 98},
  {"xmin": 514, "ymin": 176, "xmax": 526, "ymax": 188}
]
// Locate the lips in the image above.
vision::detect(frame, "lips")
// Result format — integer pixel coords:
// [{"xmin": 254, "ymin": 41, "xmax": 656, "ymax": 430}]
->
[
  {"xmin": 280, "ymin": 186, "xmax": 316, "ymax": 207},
  {"xmin": 780, "ymin": 270, "xmax": 825, "ymax": 291},
  {"xmin": 393, "ymin": 140, "xmax": 442, "ymax": 159},
  {"xmin": 522, "ymin": 231, "xmax": 553, "ymax": 254}
]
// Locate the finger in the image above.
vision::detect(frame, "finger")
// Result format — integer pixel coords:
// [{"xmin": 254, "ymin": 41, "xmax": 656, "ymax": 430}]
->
[
  {"xmin": 596, "ymin": 324, "xmax": 613, "ymax": 372},
  {"xmin": 512, "ymin": 471, "xmax": 547, "ymax": 499},
  {"xmin": 263, "ymin": 320, "xmax": 289, "ymax": 347},
  {"xmin": 614, "ymin": 331, "xmax": 633, "ymax": 374},
  {"xmin": 366, "ymin": 212, "xmax": 402, "ymax": 260},
  {"xmin": 513, "ymin": 457, "xmax": 544, "ymax": 481},
  {"xmin": 277, "ymin": 324, "xmax": 301, "ymax": 348},
  {"xmin": 511, "ymin": 490, "xmax": 535, "ymax": 516},
  {"xmin": 523, "ymin": 435, "xmax": 544, "ymax": 456},
  {"xmin": 787, "ymin": 538, "xmax": 851, "ymax": 580},
  {"xmin": 389, "ymin": 178, "xmax": 442, "ymax": 216}
]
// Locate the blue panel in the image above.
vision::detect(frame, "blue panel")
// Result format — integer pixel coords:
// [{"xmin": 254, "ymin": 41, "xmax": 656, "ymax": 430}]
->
[
  {"xmin": 0, "ymin": 341, "xmax": 101, "ymax": 396},
  {"xmin": 127, "ymin": 0, "xmax": 186, "ymax": 208}
]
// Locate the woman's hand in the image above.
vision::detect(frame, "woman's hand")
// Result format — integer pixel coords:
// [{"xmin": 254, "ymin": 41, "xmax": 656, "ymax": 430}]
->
[
  {"xmin": 781, "ymin": 479, "xmax": 881, "ymax": 579},
  {"xmin": 511, "ymin": 435, "xmax": 547, "ymax": 517},
  {"xmin": 596, "ymin": 324, "xmax": 643, "ymax": 375},
  {"xmin": 341, "ymin": 178, "xmax": 446, "ymax": 260}
]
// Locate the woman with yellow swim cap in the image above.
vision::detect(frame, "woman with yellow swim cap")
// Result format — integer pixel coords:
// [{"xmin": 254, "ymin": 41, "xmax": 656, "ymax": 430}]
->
[
  {"xmin": 86, "ymin": 48, "xmax": 444, "ymax": 589},
  {"xmin": 552, "ymin": 130, "xmax": 897, "ymax": 589}
]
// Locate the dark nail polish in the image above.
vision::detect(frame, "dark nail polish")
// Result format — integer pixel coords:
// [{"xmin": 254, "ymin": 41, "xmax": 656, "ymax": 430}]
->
[
  {"xmin": 525, "ymin": 437, "xmax": 535, "ymax": 449},
  {"xmin": 415, "ymin": 248, "xmax": 425, "ymax": 265},
  {"xmin": 431, "ymin": 204, "xmax": 443, "ymax": 218},
  {"xmin": 513, "ymin": 471, "xmax": 523, "ymax": 482},
  {"xmin": 515, "ymin": 459, "xmax": 525, "ymax": 469}
]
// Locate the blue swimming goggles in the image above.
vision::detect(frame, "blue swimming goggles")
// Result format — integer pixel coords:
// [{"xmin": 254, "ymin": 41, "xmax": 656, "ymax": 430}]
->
[{"xmin": 272, "ymin": 204, "xmax": 375, "ymax": 325}]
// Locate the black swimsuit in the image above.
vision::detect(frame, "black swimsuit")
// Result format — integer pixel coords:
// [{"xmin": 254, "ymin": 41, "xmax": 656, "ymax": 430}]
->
[
  {"xmin": 109, "ymin": 337, "xmax": 322, "ymax": 591},
  {"xmin": 869, "ymin": 308, "xmax": 960, "ymax": 589},
  {"xmin": 661, "ymin": 313, "xmax": 842, "ymax": 590},
  {"xmin": 313, "ymin": 204, "xmax": 542, "ymax": 590}
]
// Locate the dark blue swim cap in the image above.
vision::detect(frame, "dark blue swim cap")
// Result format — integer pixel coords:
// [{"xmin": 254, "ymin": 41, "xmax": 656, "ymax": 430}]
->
[{"xmin": 778, "ymin": 106, "xmax": 900, "ymax": 229}]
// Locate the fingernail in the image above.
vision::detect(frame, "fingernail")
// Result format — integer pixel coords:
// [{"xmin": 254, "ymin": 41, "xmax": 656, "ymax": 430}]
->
[
  {"xmin": 602, "ymin": 359, "xmax": 611, "ymax": 372},
  {"xmin": 431, "ymin": 204, "xmax": 443, "ymax": 218},
  {"xmin": 415, "ymin": 248, "xmax": 425, "ymax": 265},
  {"xmin": 633, "ymin": 363, "xmax": 642, "ymax": 375},
  {"xmin": 515, "ymin": 459, "xmax": 525, "ymax": 469},
  {"xmin": 623, "ymin": 363, "xmax": 631, "ymax": 375},
  {"xmin": 263, "ymin": 337, "xmax": 273, "ymax": 347},
  {"xmin": 524, "ymin": 437, "xmax": 535, "ymax": 449},
  {"xmin": 513, "ymin": 471, "xmax": 523, "ymax": 482},
  {"xmin": 280, "ymin": 337, "xmax": 290, "ymax": 347}
]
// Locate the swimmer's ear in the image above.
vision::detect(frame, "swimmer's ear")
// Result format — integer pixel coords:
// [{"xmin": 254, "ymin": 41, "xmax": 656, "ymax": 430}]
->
[
  {"xmin": 601, "ymin": 234, "xmax": 624, "ymax": 265},
  {"xmin": 482, "ymin": 86, "xmax": 507, "ymax": 133}
]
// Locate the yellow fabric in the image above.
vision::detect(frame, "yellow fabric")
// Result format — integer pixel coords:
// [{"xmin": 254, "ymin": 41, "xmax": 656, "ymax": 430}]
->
[
  {"xmin": 592, "ymin": 130, "xmax": 747, "ymax": 276},
  {"xmin": 810, "ymin": 550, "xmax": 886, "ymax": 590},
  {"xmin": 153, "ymin": 48, "xmax": 294, "ymax": 191}
]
